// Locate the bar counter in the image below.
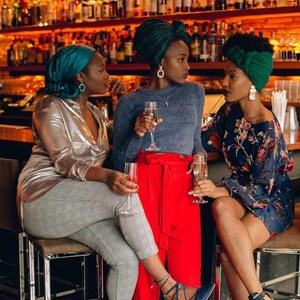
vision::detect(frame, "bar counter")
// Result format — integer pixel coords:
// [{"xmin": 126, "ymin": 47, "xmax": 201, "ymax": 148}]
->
[{"xmin": 0, "ymin": 124, "xmax": 299, "ymax": 157}]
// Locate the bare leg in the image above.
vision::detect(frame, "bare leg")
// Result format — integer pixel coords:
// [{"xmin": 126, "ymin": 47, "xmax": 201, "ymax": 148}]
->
[
  {"xmin": 211, "ymin": 197, "xmax": 271, "ymax": 300},
  {"xmin": 141, "ymin": 255, "xmax": 198, "ymax": 300}
]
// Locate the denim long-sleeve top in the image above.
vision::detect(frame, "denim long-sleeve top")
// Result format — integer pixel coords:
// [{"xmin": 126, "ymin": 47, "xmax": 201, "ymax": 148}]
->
[
  {"xmin": 112, "ymin": 82, "xmax": 206, "ymax": 171},
  {"xmin": 17, "ymin": 95, "xmax": 111, "ymax": 206}
]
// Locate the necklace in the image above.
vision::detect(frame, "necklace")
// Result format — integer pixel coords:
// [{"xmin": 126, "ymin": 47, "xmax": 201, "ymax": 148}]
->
[{"xmin": 146, "ymin": 87, "xmax": 173, "ymax": 107}]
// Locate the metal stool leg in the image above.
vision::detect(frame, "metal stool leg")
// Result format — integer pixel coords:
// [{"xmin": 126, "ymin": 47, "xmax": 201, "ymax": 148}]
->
[{"xmin": 28, "ymin": 240, "xmax": 36, "ymax": 300}]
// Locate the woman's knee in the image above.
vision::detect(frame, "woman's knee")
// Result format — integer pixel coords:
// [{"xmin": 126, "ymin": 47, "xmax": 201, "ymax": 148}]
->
[
  {"xmin": 107, "ymin": 246, "xmax": 139, "ymax": 272},
  {"xmin": 211, "ymin": 197, "xmax": 232, "ymax": 219}
]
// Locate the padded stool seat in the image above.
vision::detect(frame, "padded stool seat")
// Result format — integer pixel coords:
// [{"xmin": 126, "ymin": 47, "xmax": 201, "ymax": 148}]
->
[{"xmin": 31, "ymin": 237, "xmax": 94, "ymax": 256}]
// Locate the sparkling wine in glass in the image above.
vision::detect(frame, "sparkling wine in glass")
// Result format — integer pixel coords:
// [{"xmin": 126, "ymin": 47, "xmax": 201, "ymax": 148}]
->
[
  {"xmin": 144, "ymin": 101, "xmax": 160, "ymax": 151},
  {"xmin": 193, "ymin": 154, "xmax": 208, "ymax": 204},
  {"xmin": 119, "ymin": 163, "xmax": 138, "ymax": 215}
]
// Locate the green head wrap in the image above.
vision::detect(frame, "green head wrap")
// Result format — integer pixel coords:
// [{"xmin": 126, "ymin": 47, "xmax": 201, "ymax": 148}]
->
[
  {"xmin": 225, "ymin": 45, "xmax": 273, "ymax": 93},
  {"xmin": 133, "ymin": 19, "xmax": 191, "ymax": 69},
  {"xmin": 45, "ymin": 44, "xmax": 96, "ymax": 99}
]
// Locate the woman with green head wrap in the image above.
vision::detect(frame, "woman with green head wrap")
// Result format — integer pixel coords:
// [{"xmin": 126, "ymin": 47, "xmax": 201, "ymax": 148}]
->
[
  {"xmin": 113, "ymin": 19, "xmax": 215, "ymax": 300},
  {"xmin": 18, "ymin": 44, "xmax": 204, "ymax": 299},
  {"xmin": 200, "ymin": 33, "xmax": 294, "ymax": 300}
]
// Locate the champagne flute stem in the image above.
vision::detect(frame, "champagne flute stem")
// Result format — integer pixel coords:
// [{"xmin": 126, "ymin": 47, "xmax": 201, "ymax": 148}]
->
[
  {"xmin": 149, "ymin": 130, "xmax": 156, "ymax": 148},
  {"xmin": 127, "ymin": 194, "xmax": 131, "ymax": 210}
]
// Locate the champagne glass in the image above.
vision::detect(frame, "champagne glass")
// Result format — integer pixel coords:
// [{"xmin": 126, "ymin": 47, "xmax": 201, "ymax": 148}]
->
[
  {"xmin": 193, "ymin": 154, "xmax": 208, "ymax": 204},
  {"xmin": 144, "ymin": 101, "xmax": 160, "ymax": 151},
  {"xmin": 119, "ymin": 163, "xmax": 138, "ymax": 215}
]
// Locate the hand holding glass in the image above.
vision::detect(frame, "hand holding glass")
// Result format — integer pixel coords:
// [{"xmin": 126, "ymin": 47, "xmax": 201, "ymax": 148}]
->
[
  {"xmin": 119, "ymin": 163, "xmax": 138, "ymax": 215},
  {"xmin": 144, "ymin": 101, "xmax": 160, "ymax": 151},
  {"xmin": 193, "ymin": 154, "xmax": 208, "ymax": 204}
]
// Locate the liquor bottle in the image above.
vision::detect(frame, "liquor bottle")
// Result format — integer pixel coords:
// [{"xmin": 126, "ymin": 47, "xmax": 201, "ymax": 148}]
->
[
  {"xmin": 94, "ymin": 0, "xmax": 102, "ymax": 20},
  {"xmin": 209, "ymin": 20, "xmax": 218, "ymax": 62},
  {"xmin": 166, "ymin": 0, "xmax": 173, "ymax": 13},
  {"xmin": 206, "ymin": 0, "xmax": 215, "ymax": 10},
  {"xmin": 215, "ymin": 0, "xmax": 227, "ymax": 10},
  {"xmin": 133, "ymin": 0, "xmax": 143, "ymax": 16},
  {"xmin": 150, "ymin": 0, "xmax": 158, "ymax": 14},
  {"xmin": 236, "ymin": 21, "xmax": 243, "ymax": 33},
  {"xmin": 68, "ymin": 0, "xmax": 76, "ymax": 22},
  {"xmin": 246, "ymin": 0, "xmax": 254, "ymax": 8},
  {"xmin": 158, "ymin": 0, "xmax": 167, "ymax": 14},
  {"xmin": 200, "ymin": 22, "xmax": 210, "ymax": 62},
  {"xmin": 12, "ymin": 0, "xmax": 22, "ymax": 27},
  {"xmin": 110, "ymin": 41, "xmax": 117, "ymax": 64},
  {"xmin": 74, "ymin": 0, "xmax": 83, "ymax": 22},
  {"xmin": 234, "ymin": 0, "xmax": 245, "ymax": 9},
  {"xmin": 7, "ymin": 44, "xmax": 15, "ymax": 66},
  {"xmin": 124, "ymin": 27, "xmax": 133, "ymax": 63},
  {"xmin": 102, "ymin": 0, "xmax": 110, "ymax": 18},
  {"xmin": 143, "ymin": 0, "xmax": 150, "ymax": 15},
  {"xmin": 82, "ymin": 0, "xmax": 89, "ymax": 21},
  {"xmin": 125, "ymin": 0, "xmax": 134, "ymax": 17},
  {"xmin": 190, "ymin": 22, "xmax": 201, "ymax": 62},
  {"xmin": 182, "ymin": 0, "xmax": 192, "ymax": 11},
  {"xmin": 269, "ymin": 32, "xmax": 280, "ymax": 61},
  {"xmin": 117, "ymin": 0, "xmax": 126, "ymax": 17},
  {"xmin": 227, "ymin": 0, "xmax": 234, "ymax": 9},
  {"xmin": 116, "ymin": 35, "xmax": 125, "ymax": 63},
  {"xmin": 1, "ymin": 1, "xmax": 9, "ymax": 28},
  {"xmin": 174, "ymin": 0, "xmax": 182, "ymax": 12},
  {"xmin": 110, "ymin": 0, "xmax": 118, "ymax": 17},
  {"xmin": 87, "ymin": 0, "xmax": 96, "ymax": 21},
  {"xmin": 217, "ymin": 20, "xmax": 227, "ymax": 61}
]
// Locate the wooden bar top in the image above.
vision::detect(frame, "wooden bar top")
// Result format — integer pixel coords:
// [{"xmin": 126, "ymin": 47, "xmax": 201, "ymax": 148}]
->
[{"xmin": 0, "ymin": 125, "xmax": 299, "ymax": 157}]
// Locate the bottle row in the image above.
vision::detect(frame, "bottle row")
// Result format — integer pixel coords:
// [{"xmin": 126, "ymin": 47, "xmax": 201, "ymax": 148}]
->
[
  {"xmin": 3, "ymin": 19, "xmax": 300, "ymax": 67},
  {"xmin": 0, "ymin": 0, "xmax": 299, "ymax": 29}
]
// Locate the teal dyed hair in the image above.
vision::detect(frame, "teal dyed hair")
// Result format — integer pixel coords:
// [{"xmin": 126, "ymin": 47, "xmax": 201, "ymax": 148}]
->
[{"xmin": 45, "ymin": 44, "xmax": 96, "ymax": 99}]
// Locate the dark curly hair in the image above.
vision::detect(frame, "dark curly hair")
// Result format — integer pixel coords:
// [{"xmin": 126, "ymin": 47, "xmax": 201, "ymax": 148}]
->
[{"xmin": 222, "ymin": 33, "xmax": 274, "ymax": 57}]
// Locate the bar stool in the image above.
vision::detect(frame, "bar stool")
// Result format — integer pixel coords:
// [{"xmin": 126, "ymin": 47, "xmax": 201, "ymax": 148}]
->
[
  {"xmin": 0, "ymin": 157, "xmax": 104, "ymax": 300},
  {"xmin": 24, "ymin": 234, "xmax": 103, "ymax": 300},
  {"xmin": 255, "ymin": 202, "xmax": 300, "ymax": 298}
]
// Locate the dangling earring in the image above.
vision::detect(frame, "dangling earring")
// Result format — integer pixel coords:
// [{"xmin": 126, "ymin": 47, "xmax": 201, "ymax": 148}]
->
[
  {"xmin": 78, "ymin": 81, "xmax": 86, "ymax": 93},
  {"xmin": 157, "ymin": 65, "xmax": 164, "ymax": 79},
  {"xmin": 249, "ymin": 85, "xmax": 257, "ymax": 101}
]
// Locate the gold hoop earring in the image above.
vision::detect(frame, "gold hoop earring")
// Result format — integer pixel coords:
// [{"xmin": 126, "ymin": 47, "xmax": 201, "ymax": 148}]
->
[
  {"xmin": 157, "ymin": 65, "xmax": 164, "ymax": 79},
  {"xmin": 249, "ymin": 85, "xmax": 257, "ymax": 101},
  {"xmin": 79, "ymin": 81, "xmax": 86, "ymax": 93}
]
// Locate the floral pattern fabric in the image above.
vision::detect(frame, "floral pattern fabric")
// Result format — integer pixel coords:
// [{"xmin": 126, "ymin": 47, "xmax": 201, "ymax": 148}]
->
[{"xmin": 202, "ymin": 102, "xmax": 294, "ymax": 235}]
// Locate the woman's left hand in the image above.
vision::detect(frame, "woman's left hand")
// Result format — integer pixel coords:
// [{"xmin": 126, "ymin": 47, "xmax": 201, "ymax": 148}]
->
[
  {"xmin": 189, "ymin": 179, "xmax": 230, "ymax": 199},
  {"xmin": 108, "ymin": 78, "xmax": 127, "ymax": 96},
  {"xmin": 189, "ymin": 179, "xmax": 217, "ymax": 199}
]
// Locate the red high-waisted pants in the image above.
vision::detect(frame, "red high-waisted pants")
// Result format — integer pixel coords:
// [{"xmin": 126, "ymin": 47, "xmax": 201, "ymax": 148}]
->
[{"xmin": 133, "ymin": 150, "xmax": 202, "ymax": 300}]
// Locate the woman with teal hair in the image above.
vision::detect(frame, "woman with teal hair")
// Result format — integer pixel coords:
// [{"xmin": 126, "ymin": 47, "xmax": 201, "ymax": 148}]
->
[
  {"xmin": 112, "ymin": 19, "xmax": 215, "ymax": 300},
  {"xmin": 199, "ymin": 33, "xmax": 294, "ymax": 300},
  {"xmin": 17, "ymin": 44, "xmax": 213, "ymax": 299}
]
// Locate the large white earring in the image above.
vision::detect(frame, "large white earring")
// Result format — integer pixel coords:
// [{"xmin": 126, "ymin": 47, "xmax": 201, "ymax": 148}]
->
[
  {"xmin": 157, "ymin": 65, "xmax": 164, "ymax": 79},
  {"xmin": 249, "ymin": 85, "xmax": 257, "ymax": 101},
  {"xmin": 78, "ymin": 81, "xmax": 86, "ymax": 93}
]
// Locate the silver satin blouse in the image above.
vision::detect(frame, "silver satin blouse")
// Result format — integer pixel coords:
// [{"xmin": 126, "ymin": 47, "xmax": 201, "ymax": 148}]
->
[{"xmin": 17, "ymin": 95, "xmax": 111, "ymax": 207}]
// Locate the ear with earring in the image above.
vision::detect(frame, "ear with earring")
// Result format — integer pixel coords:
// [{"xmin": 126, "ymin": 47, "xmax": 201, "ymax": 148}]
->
[
  {"xmin": 157, "ymin": 65, "xmax": 164, "ymax": 79},
  {"xmin": 249, "ymin": 85, "xmax": 257, "ymax": 101}
]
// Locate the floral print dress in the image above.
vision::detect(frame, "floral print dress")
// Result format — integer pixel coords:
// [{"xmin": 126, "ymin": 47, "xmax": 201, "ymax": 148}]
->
[{"xmin": 202, "ymin": 102, "xmax": 294, "ymax": 235}]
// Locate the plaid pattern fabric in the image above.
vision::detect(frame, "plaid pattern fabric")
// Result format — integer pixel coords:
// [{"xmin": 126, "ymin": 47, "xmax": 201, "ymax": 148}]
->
[{"xmin": 23, "ymin": 178, "xmax": 158, "ymax": 299}]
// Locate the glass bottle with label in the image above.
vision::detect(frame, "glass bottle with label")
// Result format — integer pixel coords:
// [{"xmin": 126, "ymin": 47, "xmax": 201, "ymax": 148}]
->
[
  {"xmin": 190, "ymin": 21, "xmax": 201, "ymax": 62},
  {"xmin": 1, "ymin": 1, "xmax": 9, "ymax": 28},
  {"xmin": 209, "ymin": 20, "xmax": 218, "ymax": 62},
  {"xmin": 124, "ymin": 27, "xmax": 133, "ymax": 63},
  {"xmin": 200, "ymin": 22, "xmax": 210, "ymax": 62}
]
